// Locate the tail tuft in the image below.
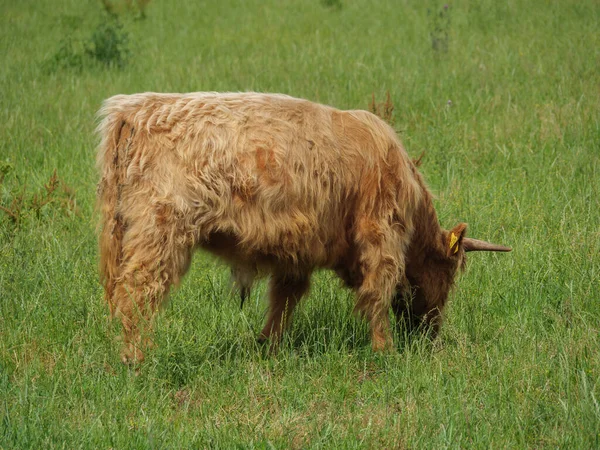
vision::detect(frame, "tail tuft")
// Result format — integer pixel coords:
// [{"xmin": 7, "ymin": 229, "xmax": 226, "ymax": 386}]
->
[{"xmin": 230, "ymin": 264, "xmax": 257, "ymax": 309}]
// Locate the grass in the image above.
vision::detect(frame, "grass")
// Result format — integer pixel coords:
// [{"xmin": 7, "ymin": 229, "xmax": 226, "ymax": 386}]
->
[{"xmin": 1, "ymin": 0, "xmax": 599, "ymax": 447}]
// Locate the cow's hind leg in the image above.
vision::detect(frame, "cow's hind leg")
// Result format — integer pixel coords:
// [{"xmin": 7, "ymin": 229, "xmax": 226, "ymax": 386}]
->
[
  {"xmin": 259, "ymin": 271, "xmax": 311, "ymax": 351},
  {"xmin": 112, "ymin": 213, "xmax": 192, "ymax": 364}
]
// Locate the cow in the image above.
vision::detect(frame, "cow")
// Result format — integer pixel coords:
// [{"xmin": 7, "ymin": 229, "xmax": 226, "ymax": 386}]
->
[{"xmin": 96, "ymin": 92, "xmax": 510, "ymax": 363}]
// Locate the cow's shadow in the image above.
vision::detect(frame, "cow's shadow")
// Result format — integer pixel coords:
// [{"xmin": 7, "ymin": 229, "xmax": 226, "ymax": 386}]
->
[
  {"xmin": 144, "ymin": 274, "xmax": 438, "ymax": 387},
  {"xmin": 148, "ymin": 303, "xmax": 435, "ymax": 389}
]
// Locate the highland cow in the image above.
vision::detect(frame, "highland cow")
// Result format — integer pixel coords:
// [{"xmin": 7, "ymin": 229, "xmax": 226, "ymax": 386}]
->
[{"xmin": 96, "ymin": 92, "xmax": 510, "ymax": 363}]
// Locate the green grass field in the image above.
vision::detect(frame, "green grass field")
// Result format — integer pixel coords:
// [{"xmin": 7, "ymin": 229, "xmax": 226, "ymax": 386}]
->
[{"xmin": 1, "ymin": 0, "xmax": 599, "ymax": 447}]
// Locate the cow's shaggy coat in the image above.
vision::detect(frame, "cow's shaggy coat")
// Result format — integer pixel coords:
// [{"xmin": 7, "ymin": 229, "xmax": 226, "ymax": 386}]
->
[{"xmin": 96, "ymin": 92, "xmax": 510, "ymax": 363}]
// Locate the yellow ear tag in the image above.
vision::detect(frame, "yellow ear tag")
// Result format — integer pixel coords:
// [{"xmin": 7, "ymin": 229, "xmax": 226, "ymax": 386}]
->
[{"xmin": 449, "ymin": 232, "xmax": 459, "ymax": 254}]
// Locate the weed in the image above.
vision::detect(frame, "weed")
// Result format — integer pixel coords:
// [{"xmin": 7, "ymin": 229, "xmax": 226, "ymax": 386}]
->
[
  {"xmin": 0, "ymin": 161, "xmax": 14, "ymax": 184},
  {"xmin": 412, "ymin": 151, "xmax": 426, "ymax": 167},
  {"xmin": 46, "ymin": 37, "xmax": 86, "ymax": 72},
  {"xmin": 46, "ymin": 16, "xmax": 130, "ymax": 72},
  {"xmin": 100, "ymin": 0, "xmax": 152, "ymax": 19},
  {"xmin": 368, "ymin": 93, "xmax": 425, "ymax": 172},
  {"xmin": 428, "ymin": 3, "xmax": 452, "ymax": 53},
  {"xmin": 369, "ymin": 91, "xmax": 395, "ymax": 126},
  {"xmin": 84, "ymin": 19, "xmax": 130, "ymax": 68},
  {"xmin": 320, "ymin": 0, "xmax": 342, "ymax": 10},
  {"xmin": 0, "ymin": 169, "xmax": 79, "ymax": 228}
]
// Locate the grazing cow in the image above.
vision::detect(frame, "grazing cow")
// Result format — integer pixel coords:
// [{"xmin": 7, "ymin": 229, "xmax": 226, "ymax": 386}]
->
[{"xmin": 96, "ymin": 92, "xmax": 510, "ymax": 363}]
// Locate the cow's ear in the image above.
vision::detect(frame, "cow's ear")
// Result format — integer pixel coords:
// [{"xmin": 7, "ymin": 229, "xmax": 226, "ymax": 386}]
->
[{"xmin": 446, "ymin": 223, "xmax": 468, "ymax": 257}]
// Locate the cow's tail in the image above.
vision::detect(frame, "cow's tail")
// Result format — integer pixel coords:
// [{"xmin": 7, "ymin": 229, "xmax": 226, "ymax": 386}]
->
[{"xmin": 96, "ymin": 97, "xmax": 134, "ymax": 314}]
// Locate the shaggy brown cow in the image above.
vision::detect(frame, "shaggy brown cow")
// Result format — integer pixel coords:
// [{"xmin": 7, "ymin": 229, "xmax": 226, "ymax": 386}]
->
[{"xmin": 96, "ymin": 92, "xmax": 510, "ymax": 363}]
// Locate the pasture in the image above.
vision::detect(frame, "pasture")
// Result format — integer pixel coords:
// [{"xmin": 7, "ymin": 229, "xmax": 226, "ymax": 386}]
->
[{"xmin": 1, "ymin": 0, "xmax": 599, "ymax": 447}]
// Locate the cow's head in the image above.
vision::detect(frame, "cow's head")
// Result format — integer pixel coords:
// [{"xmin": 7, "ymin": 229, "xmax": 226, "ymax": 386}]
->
[{"xmin": 395, "ymin": 223, "xmax": 511, "ymax": 335}]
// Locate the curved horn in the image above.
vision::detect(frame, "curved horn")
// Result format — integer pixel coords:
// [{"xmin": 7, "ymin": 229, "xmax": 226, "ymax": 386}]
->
[{"xmin": 463, "ymin": 237, "xmax": 512, "ymax": 252}]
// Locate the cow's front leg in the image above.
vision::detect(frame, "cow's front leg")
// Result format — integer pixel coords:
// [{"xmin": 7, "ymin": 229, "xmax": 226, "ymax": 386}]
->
[
  {"xmin": 353, "ymin": 224, "xmax": 404, "ymax": 352},
  {"xmin": 356, "ymin": 274, "xmax": 396, "ymax": 352},
  {"xmin": 259, "ymin": 271, "xmax": 311, "ymax": 351}
]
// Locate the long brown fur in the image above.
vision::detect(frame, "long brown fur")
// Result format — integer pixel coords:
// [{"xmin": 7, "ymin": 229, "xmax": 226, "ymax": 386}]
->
[{"xmin": 96, "ymin": 92, "xmax": 504, "ymax": 363}]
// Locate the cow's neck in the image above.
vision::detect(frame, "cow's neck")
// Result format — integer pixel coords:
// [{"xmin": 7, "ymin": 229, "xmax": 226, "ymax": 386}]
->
[{"xmin": 407, "ymin": 186, "xmax": 445, "ymax": 274}]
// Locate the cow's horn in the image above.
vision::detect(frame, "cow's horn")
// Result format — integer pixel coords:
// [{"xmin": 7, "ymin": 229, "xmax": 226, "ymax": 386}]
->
[{"xmin": 463, "ymin": 237, "xmax": 512, "ymax": 252}]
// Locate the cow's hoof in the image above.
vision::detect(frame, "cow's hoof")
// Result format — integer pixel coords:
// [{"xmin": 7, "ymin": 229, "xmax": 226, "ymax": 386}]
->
[{"xmin": 121, "ymin": 344, "xmax": 145, "ymax": 365}]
